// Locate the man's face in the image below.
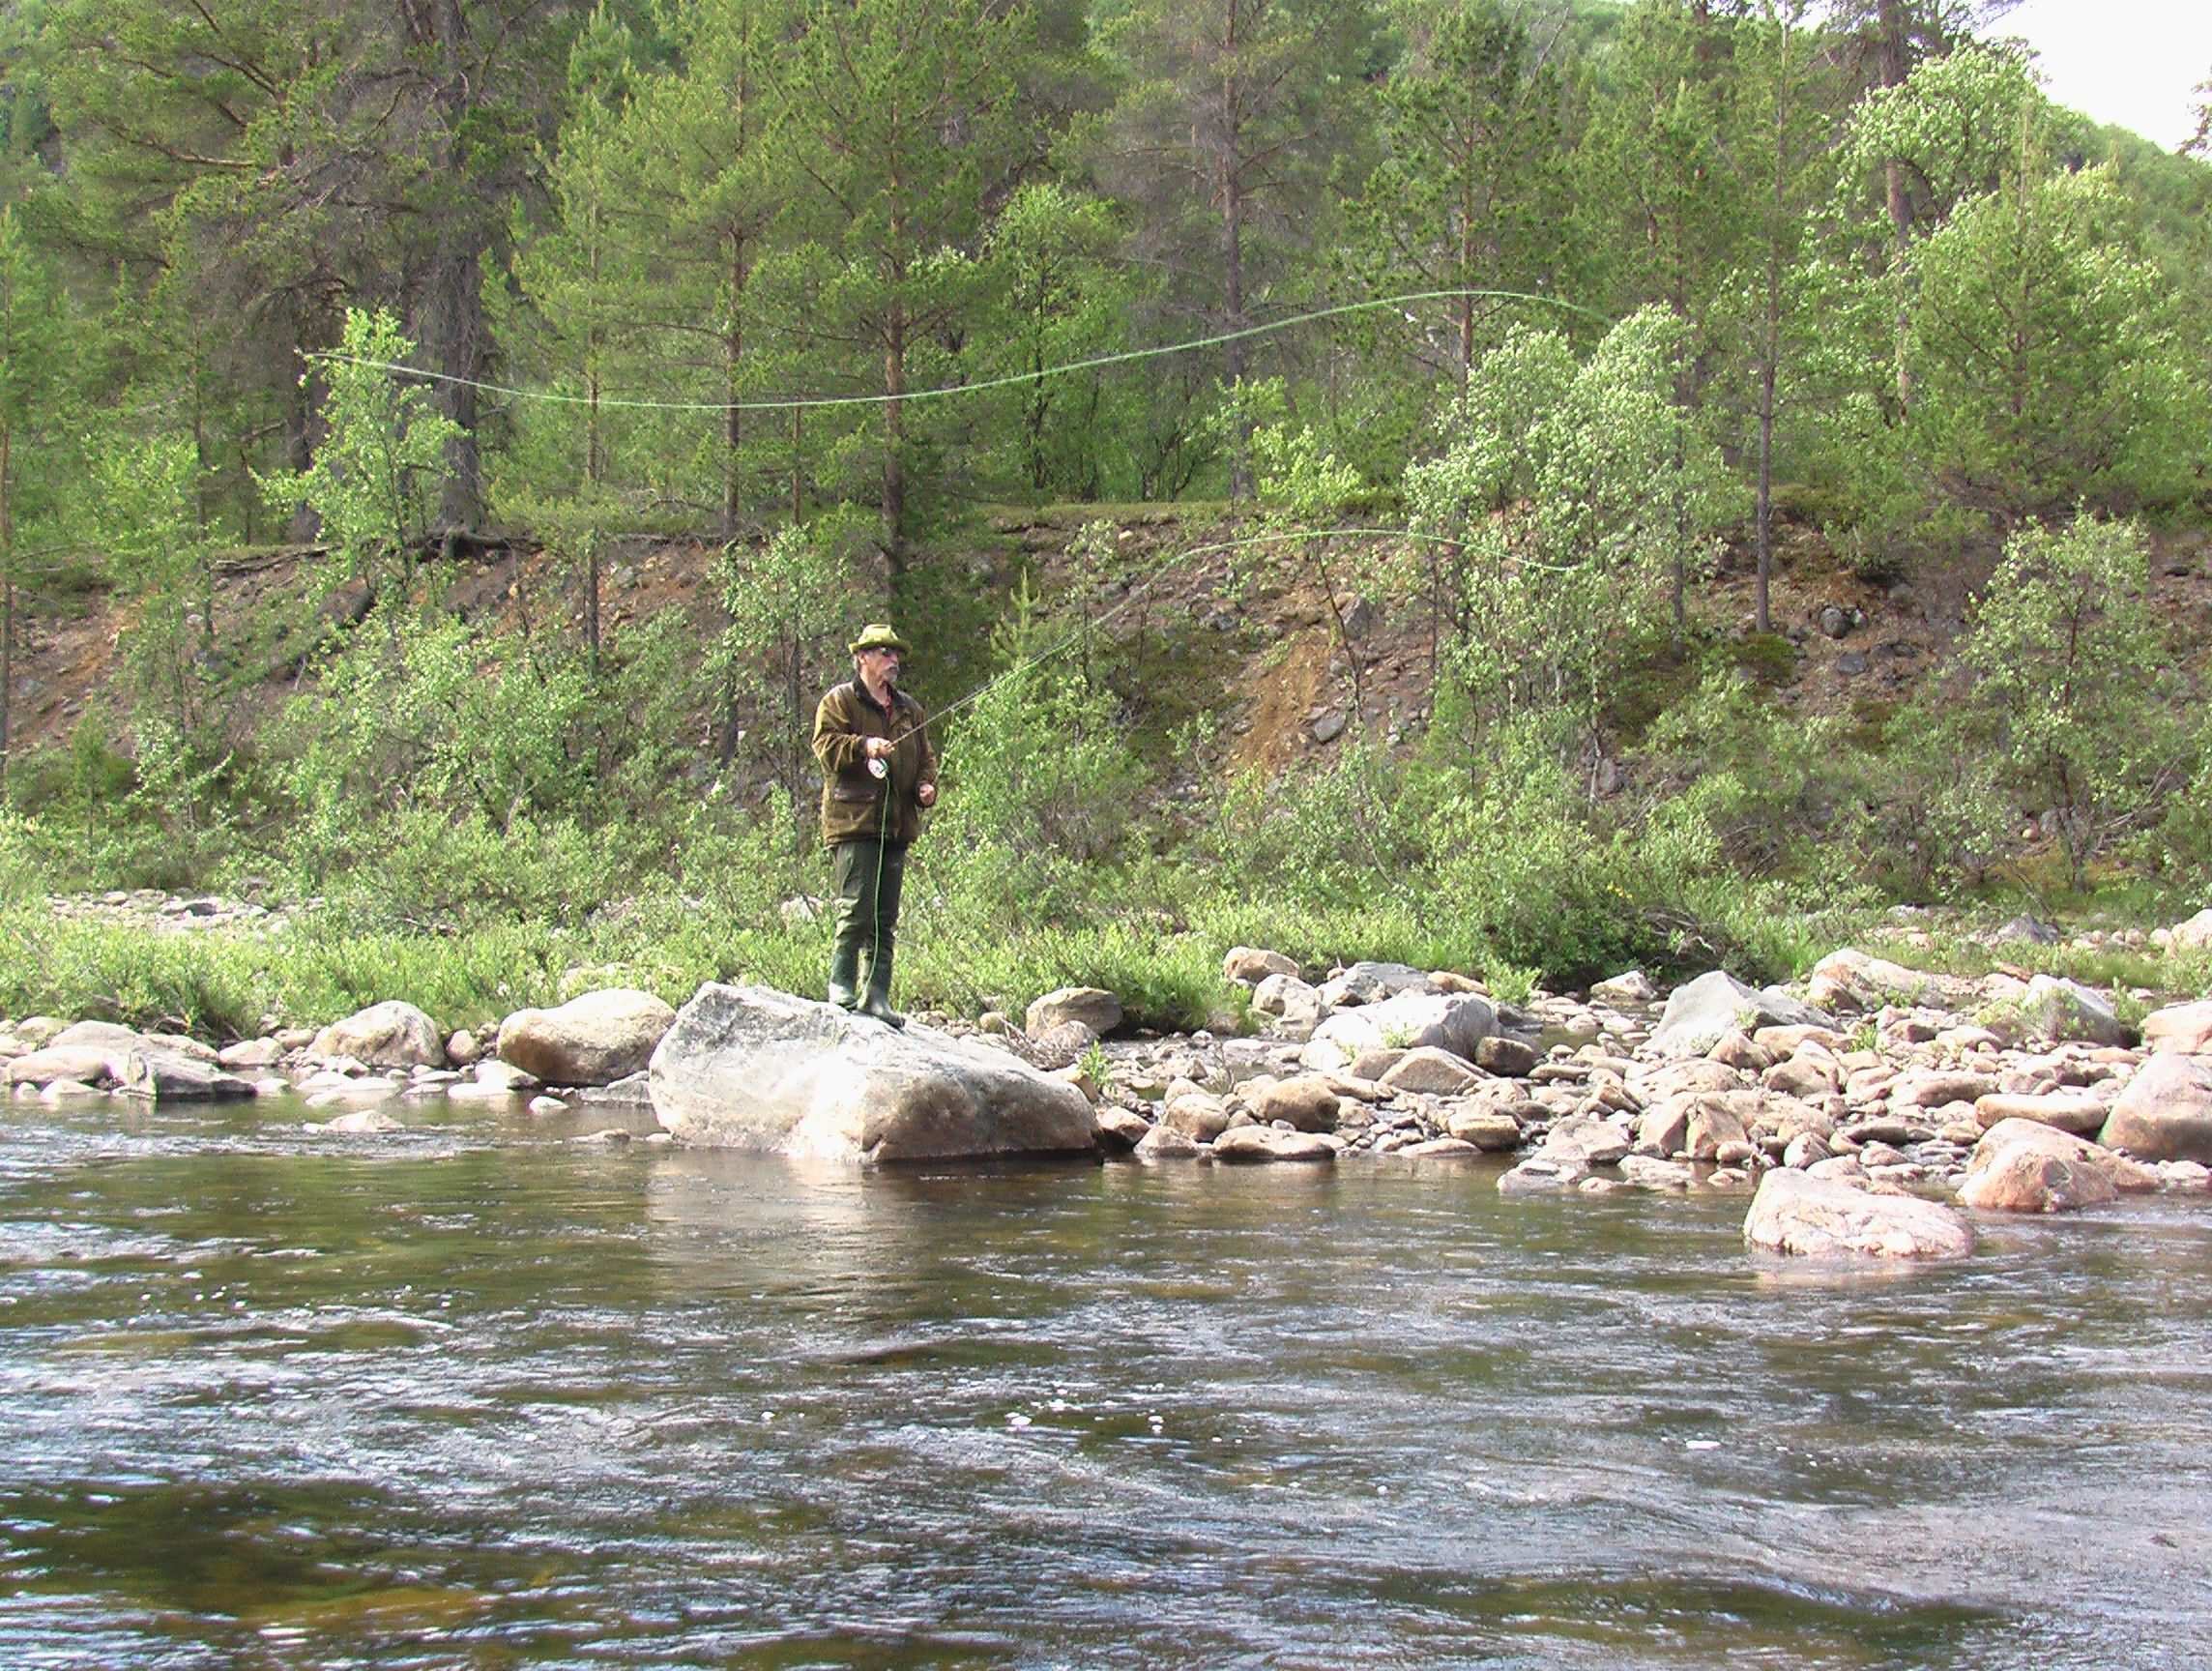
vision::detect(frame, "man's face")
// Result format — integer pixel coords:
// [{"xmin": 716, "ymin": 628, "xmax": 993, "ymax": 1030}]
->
[{"xmin": 860, "ymin": 647, "xmax": 903, "ymax": 685}]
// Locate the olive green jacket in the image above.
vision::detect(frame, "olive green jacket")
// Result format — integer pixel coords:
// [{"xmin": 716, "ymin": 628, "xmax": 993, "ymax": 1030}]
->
[{"xmin": 812, "ymin": 680, "xmax": 939, "ymax": 846}]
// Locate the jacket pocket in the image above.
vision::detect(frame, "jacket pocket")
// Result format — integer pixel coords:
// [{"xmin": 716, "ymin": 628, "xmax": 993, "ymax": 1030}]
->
[{"xmin": 830, "ymin": 781, "xmax": 878, "ymax": 803}]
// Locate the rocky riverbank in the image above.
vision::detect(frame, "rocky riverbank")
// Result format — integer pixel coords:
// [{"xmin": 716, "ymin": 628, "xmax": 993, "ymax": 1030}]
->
[{"xmin": 9, "ymin": 917, "xmax": 2212, "ymax": 1257}]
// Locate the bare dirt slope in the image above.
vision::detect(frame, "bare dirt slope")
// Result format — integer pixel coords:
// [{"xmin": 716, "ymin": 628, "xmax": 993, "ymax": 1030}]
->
[{"xmin": 9, "ymin": 513, "xmax": 2206, "ymax": 797}]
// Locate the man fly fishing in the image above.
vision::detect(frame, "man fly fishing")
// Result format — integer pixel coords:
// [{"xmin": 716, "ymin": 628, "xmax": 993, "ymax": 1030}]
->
[{"xmin": 812, "ymin": 624, "xmax": 938, "ymax": 1028}]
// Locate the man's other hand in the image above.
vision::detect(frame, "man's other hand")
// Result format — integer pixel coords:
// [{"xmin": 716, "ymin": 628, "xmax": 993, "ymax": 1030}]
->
[{"xmin": 917, "ymin": 783, "xmax": 937, "ymax": 807}]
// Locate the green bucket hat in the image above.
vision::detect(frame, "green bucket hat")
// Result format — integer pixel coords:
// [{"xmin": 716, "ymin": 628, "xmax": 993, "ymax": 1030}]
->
[{"xmin": 848, "ymin": 623, "xmax": 911, "ymax": 656}]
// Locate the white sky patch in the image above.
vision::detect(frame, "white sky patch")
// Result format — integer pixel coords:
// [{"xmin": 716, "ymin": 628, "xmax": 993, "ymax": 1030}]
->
[{"xmin": 1991, "ymin": 0, "xmax": 2211, "ymax": 152}]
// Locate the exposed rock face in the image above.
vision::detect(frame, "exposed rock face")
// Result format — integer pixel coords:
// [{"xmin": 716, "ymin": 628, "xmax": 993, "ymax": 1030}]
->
[
  {"xmin": 648, "ymin": 983, "xmax": 1097, "ymax": 1164},
  {"xmin": 217, "ymin": 1038, "xmax": 283, "ymax": 1070},
  {"xmin": 1742, "ymin": 1169, "xmax": 1974, "ymax": 1260},
  {"xmin": 2100, "ymin": 1052, "xmax": 2212, "ymax": 1163},
  {"xmin": 1300, "ymin": 991, "xmax": 1498, "ymax": 1073},
  {"xmin": 1446, "ymin": 1109, "xmax": 1523, "ymax": 1150},
  {"xmin": 2140, "ymin": 1000, "xmax": 2212, "ymax": 1055},
  {"xmin": 1538, "ymin": 1113, "xmax": 1632, "ymax": 1167},
  {"xmin": 2168, "ymin": 908, "xmax": 2212, "ymax": 951},
  {"xmin": 1093, "ymin": 1107, "xmax": 1152, "ymax": 1152},
  {"xmin": 1763, "ymin": 1055, "xmax": 1838, "ymax": 1099},
  {"xmin": 312, "ymin": 1002, "xmax": 446, "ymax": 1070},
  {"xmin": 498, "ymin": 988, "xmax": 677, "ymax": 1086}
]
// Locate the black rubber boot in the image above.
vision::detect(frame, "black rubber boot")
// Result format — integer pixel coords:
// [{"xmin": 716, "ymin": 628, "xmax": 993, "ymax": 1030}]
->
[
  {"xmin": 859, "ymin": 946, "xmax": 904, "ymax": 1029},
  {"xmin": 827, "ymin": 940, "xmax": 860, "ymax": 1011}
]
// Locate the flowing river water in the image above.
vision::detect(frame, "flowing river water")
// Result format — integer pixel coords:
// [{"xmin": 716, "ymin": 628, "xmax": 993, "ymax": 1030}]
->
[{"xmin": 2, "ymin": 1090, "xmax": 2208, "ymax": 1669}]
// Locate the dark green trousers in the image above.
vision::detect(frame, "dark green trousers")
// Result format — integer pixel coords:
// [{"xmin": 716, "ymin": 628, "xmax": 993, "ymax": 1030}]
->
[{"xmin": 828, "ymin": 838, "xmax": 908, "ymax": 1005}]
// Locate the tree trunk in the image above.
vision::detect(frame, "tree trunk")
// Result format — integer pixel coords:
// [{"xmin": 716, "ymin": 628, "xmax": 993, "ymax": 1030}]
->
[
  {"xmin": 1877, "ymin": 0, "xmax": 1914, "ymax": 411},
  {"xmin": 1756, "ymin": 351, "xmax": 1776, "ymax": 634},
  {"xmin": 419, "ymin": 0, "xmax": 486, "ymax": 532},
  {"xmin": 723, "ymin": 235, "xmax": 748, "ymax": 539},
  {"xmin": 882, "ymin": 301, "xmax": 907, "ymax": 569},
  {"xmin": 791, "ymin": 404, "xmax": 804, "ymax": 522},
  {"xmin": 1222, "ymin": 158, "xmax": 1252, "ymax": 499},
  {"xmin": 585, "ymin": 363, "xmax": 602, "ymax": 676}
]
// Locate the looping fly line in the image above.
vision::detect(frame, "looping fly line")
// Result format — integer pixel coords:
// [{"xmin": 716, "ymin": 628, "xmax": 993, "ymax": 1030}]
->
[{"xmin": 306, "ymin": 289, "xmax": 1610, "ymax": 416}]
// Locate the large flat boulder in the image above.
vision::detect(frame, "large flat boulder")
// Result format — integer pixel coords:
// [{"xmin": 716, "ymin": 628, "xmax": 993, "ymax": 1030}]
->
[
  {"xmin": 498, "ymin": 988, "xmax": 676, "ymax": 1086},
  {"xmin": 2098, "ymin": 1052, "xmax": 2212, "ymax": 1163},
  {"xmin": 312, "ymin": 1001, "xmax": 446, "ymax": 1070},
  {"xmin": 1742, "ymin": 1169, "xmax": 1974, "ymax": 1260},
  {"xmin": 7, "ymin": 1044, "xmax": 126, "ymax": 1087},
  {"xmin": 1212, "ymin": 1126, "xmax": 1339, "ymax": 1163},
  {"xmin": 648, "ymin": 983, "xmax": 1096, "ymax": 1164},
  {"xmin": 1300, "ymin": 990, "xmax": 1497, "ymax": 1073}
]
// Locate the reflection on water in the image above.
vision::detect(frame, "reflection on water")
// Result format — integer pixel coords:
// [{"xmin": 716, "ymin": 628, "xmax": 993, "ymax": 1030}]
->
[{"xmin": 1, "ymin": 1091, "xmax": 2208, "ymax": 1668}]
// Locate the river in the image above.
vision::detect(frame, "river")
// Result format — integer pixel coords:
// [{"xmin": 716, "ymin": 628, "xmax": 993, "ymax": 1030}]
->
[{"xmin": 2, "ymin": 1092, "xmax": 2207, "ymax": 1668}]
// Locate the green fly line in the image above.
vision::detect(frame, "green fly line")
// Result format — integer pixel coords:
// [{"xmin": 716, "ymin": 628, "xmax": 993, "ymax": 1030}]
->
[{"xmin": 306, "ymin": 288, "xmax": 1610, "ymax": 415}]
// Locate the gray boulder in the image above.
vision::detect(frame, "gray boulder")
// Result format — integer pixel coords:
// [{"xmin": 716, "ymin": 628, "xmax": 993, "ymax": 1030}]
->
[
  {"xmin": 1649, "ymin": 972, "xmax": 1830, "ymax": 1059},
  {"xmin": 2025, "ymin": 974, "xmax": 2128, "ymax": 1046},
  {"xmin": 1250, "ymin": 973, "xmax": 1325, "ymax": 1041},
  {"xmin": 1316, "ymin": 961, "xmax": 1430, "ymax": 1008},
  {"xmin": 123, "ymin": 1046, "xmax": 257, "ymax": 1102},
  {"xmin": 499, "ymin": 988, "xmax": 677, "ymax": 1086},
  {"xmin": 1301, "ymin": 990, "xmax": 1497, "ymax": 1073},
  {"xmin": 312, "ymin": 1001, "xmax": 446, "ymax": 1070},
  {"xmin": 648, "ymin": 983, "xmax": 1096, "ymax": 1164}
]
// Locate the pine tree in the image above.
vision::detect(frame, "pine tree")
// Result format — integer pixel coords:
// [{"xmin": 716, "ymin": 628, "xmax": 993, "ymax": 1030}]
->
[
  {"xmin": 777, "ymin": 0, "xmax": 1038, "ymax": 562},
  {"xmin": 1098, "ymin": 0, "xmax": 1382, "ymax": 495},
  {"xmin": 1347, "ymin": 1, "xmax": 1570, "ymax": 388}
]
